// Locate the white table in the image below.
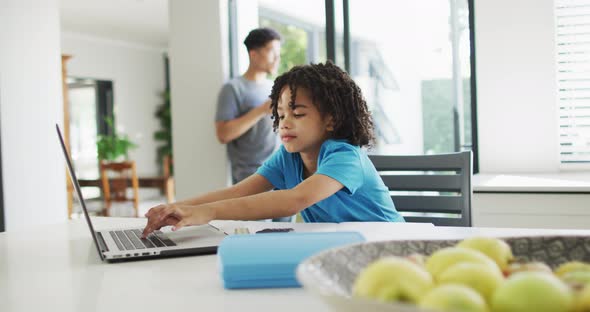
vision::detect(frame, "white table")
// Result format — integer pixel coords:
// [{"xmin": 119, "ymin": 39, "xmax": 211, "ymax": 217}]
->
[{"xmin": 2, "ymin": 218, "xmax": 590, "ymax": 312}]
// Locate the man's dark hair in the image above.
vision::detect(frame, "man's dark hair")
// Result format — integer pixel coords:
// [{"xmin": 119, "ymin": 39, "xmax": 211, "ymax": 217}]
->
[
  {"xmin": 243, "ymin": 27, "xmax": 281, "ymax": 51},
  {"xmin": 269, "ymin": 61, "xmax": 375, "ymax": 148}
]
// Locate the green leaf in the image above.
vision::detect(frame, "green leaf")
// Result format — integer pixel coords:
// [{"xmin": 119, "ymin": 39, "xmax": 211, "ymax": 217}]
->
[{"xmin": 96, "ymin": 117, "xmax": 138, "ymax": 161}]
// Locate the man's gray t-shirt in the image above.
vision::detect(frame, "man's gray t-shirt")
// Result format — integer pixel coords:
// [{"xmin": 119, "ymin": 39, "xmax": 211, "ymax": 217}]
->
[{"xmin": 215, "ymin": 76, "xmax": 277, "ymax": 183}]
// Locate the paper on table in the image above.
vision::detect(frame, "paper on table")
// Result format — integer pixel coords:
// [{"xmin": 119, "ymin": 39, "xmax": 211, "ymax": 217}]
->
[{"xmin": 238, "ymin": 221, "xmax": 435, "ymax": 242}]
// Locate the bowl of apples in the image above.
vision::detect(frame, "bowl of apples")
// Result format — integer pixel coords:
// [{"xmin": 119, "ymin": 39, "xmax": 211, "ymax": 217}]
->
[{"xmin": 296, "ymin": 236, "xmax": 590, "ymax": 312}]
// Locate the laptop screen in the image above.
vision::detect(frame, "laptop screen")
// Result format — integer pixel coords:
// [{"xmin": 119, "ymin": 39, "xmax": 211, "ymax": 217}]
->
[{"xmin": 56, "ymin": 124, "xmax": 105, "ymax": 261}]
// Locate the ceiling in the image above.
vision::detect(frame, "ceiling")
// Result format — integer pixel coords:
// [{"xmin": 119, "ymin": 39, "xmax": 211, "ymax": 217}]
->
[{"xmin": 60, "ymin": 0, "xmax": 169, "ymax": 48}]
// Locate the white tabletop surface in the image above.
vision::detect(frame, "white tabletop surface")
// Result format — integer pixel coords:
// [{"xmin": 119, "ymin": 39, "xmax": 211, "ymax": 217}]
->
[{"xmin": 2, "ymin": 217, "xmax": 590, "ymax": 312}]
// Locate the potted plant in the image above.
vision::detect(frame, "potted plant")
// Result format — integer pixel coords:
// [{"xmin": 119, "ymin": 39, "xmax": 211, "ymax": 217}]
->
[
  {"xmin": 154, "ymin": 90, "xmax": 172, "ymax": 174},
  {"xmin": 96, "ymin": 117, "xmax": 137, "ymax": 162}
]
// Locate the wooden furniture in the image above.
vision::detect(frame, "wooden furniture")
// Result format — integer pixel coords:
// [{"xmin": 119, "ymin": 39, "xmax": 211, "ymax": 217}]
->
[
  {"xmin": 100, "ymin": 160, "xmax": 140, "ymax": 217},
  {"xmin": 369, "ymin": 151, "xmax": 473, "ymax": 226},
  {"xmin": 78, "ymin": 177, "xmax": 173, "ymax": 201},
  {"xmin": 162, "ymin": 155, "xmax": 175, "ymax": 203},
  {"xmin": 79, "ymin": 155, "xmax": 174, "ymax": 204},
  {"xmin": 61, "ymin": 54, "xmax": 74, "ymax": 219}
]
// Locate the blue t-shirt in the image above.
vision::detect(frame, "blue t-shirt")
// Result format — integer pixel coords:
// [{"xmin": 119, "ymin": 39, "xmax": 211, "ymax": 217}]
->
[{"xmin": 256, "ymin": 139, "xmax": 405, "ymax": 223}]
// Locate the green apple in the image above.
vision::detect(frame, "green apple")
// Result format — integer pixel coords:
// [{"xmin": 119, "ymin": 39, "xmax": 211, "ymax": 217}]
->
[
  {"xmin": 562, "ymin": 271, "xmax": 590, "ymax": 290},
  {"xmin": 574, "ymin": 283, "xmax": 590, "ymax": 312},
  {"xmin": 425, "ymin": 247, "xmax": 500, "ymax": 280},
  {"xmin": 438, "ymin": 262, "xmax": 504, "ymax": 303},
  {"xmin": 491, "ymin": 272, "xmax": 574, "ymax": 312},
  {"xmin": 418, "ymin": 284, "xmax": 489, "ymax": 312},
  {"xmin": 457, "ymin": 237, "xmax": 514, "ymax": 271},
  {"xmin": 352, "ymin": 256, "xmax": 434, "ymax": 303},
  {"xmin": 555, "ymin": 261, "xmax": 590, "ymax": 277},
  {"xmin": 505, "ymin": 261, "xmax": 552, "ymax": 277}
]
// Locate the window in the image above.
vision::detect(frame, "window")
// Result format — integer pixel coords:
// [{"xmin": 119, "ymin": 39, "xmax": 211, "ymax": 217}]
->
[
  {"xmin": 228, "ymin": 0, "xmax": 476, "ymax": 167},
  {"xmin": 555, "ymin": 0, "xmax": 590, "ymax": 166},
  {"xmin": 229, "ymin": 0, "xmax": 326, "ymax": 78},
  {"xmin": 347, "ymin": 0, "xmax": 473, "ymax": 156}
]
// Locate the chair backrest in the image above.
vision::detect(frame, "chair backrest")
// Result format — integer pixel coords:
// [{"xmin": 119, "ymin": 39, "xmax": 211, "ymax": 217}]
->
[
  {"xmin": 99, "ymin": 160, "xmax": 139, "ymax": 216},
  {"xmin": 369, "ymin": 151, "xmax": 472, "ymax": 227}
]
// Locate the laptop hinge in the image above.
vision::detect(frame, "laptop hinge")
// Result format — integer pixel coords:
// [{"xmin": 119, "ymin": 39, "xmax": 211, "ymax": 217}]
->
[{"xmin": 96, "ymin": 231, "xmax": 109, "ymax": 252}]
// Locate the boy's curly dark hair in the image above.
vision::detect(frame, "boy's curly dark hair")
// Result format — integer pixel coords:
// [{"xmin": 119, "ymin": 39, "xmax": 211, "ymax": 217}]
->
[{"xmin": 269, "ymin": 61, "xmax": 375, "ymax": 148}]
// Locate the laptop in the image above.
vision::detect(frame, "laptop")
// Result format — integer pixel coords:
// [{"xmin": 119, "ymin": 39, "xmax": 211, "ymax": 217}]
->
[{"xmin": 56, "ymin": 124, "xmax": 227, "ymax": 262}]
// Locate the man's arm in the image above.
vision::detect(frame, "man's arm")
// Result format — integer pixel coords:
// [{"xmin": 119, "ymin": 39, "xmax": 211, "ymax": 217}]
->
[{"xmin": 215, "ymin": 99, "xmax": 271, "ymax": 144}]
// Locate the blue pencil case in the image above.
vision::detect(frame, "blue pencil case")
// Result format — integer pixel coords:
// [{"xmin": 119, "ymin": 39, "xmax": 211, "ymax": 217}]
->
[{"xmin": 218, "ymin": 231, "xmax": 365, "ymax": 289}]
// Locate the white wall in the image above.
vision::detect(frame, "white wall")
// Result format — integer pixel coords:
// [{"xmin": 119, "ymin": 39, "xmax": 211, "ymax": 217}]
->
[
  {"xmin": 168, "ymin": 0, "xmax": 229, "ymax": 199},
  {"xmin": 61, "ymin": 33, "xmax": 166, "ymax": 176},
  {"xmin": 0, "ymin": 0, "xmax": 67, "ymax": 230},
  {"xmin": 475, "ymin": 0, "xmax": 559, "ymax": 173}
]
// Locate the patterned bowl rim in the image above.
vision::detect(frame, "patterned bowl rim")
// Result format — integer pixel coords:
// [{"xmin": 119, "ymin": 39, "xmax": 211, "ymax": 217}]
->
[{"xmin": 296, "ymin": 235, "xmax": 590, "ymax": 303}]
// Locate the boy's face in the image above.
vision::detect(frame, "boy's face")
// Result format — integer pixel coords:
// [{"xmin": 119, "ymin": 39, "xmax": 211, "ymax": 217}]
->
[
  {"xmin": 250, "ymin": 40, "xmax": 281, "ymax": 75},
  {"xmin": 277, "ymin": 87, "xmax": 334, "ymax": 156}
]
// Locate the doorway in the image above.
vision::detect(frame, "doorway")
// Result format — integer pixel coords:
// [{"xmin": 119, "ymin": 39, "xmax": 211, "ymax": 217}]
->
[{"xmin": 66, "ymin": 77, "xmax": 114, "ymax": 206}]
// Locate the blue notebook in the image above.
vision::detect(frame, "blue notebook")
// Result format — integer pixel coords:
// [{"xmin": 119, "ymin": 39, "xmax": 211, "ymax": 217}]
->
[{"xmin": 218, "ymin": 231, "xmax": 365, "ymax": 289}]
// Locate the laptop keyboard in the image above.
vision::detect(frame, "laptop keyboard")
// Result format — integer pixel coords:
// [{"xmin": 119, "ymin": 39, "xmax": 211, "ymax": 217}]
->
[{"xmin": 109, "ymin": 229, "xmax": 176, "ymax": 251}]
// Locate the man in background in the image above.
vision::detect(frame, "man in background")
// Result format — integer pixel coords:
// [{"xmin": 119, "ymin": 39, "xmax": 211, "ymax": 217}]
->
[
  {"xmin": 215, "ymin": 27, "xmax": 280, "ymax": 184},
  {"xmin": 215, "ymin": 28, "xmax": 291, "ymax": 222}
]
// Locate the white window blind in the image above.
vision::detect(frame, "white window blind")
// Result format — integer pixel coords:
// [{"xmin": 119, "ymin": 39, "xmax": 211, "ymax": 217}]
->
[{"xmin": 555, "ymin": 0, "xmax": 590, "ymax": 165}]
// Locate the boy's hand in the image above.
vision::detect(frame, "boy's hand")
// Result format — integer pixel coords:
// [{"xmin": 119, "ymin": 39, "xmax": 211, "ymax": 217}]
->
[{"xmin": 141, "ymin": 203, "xmax": 215, "ymax": 238}]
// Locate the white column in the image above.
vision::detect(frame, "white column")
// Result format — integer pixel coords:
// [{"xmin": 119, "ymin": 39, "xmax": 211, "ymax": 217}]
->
[
  {"xmin": 168, "ymin": 0, "xmax": 230, "ymax": 199},
  {"xmin": 0, "ymin": 0, "xmax": 67, "ymax": 230}
]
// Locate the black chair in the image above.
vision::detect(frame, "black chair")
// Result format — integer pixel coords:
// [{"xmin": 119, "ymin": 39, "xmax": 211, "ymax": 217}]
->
[{"xmin": 369, "ymin": 151, "xmax": 472, "ymax": 226}]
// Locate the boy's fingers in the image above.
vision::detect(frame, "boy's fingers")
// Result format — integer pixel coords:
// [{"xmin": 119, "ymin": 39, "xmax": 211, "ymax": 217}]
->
[
  {"xmin": 146, "ymin": 206, "xmax": 159, "ymax": 216},
  {"xmin": 142, "ymin": 220, "xmax": 157, "ymax": 237},
  {"xmin": 145, "ymin": 204, "xmax": 167, "ymax": 218},
  {"xmin": 164, "ymin": 216, "xmax": 179, "ymax": 226},
  {"xmin": 143, "ymin": 204, "xmax": 188, "ymax": 237},
  {"xmin": 172, "ymin": 219, "xmax": 189, "ymax": 232},
  {"xmin": 142, "ymin": 209, "xmax": 180, "ymax": 237},
  {"xmin": 141, "ymin": 226, "xmax": 151, "ymax": 238},
  {"xmin": 143, "ymin": 215, "xmax": 164, "ymax": 236},
  {"xmin": 158, "ymin": 206, "xmax": 174, "ymax": 222}
]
